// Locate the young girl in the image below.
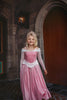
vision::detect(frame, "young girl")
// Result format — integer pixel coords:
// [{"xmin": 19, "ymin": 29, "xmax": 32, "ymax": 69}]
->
[{"xmin": 20, "ymin": 31, "xmax": 51, "ymax": 100}]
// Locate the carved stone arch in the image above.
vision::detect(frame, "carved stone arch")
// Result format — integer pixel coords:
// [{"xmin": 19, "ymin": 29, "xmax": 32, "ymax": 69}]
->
[{"xmin": 35, "ymin": 0, "xmax": 67, "ymax": 59}]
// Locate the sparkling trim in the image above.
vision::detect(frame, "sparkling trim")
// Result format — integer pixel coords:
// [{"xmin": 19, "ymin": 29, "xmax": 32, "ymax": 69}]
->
[
  {"xmin": 21, "ymin": 48, "xmax": 40, "ymax": 52},
  {"xmin": 22, "ymin": 59, "xmax": 39, "ymax": 68}
]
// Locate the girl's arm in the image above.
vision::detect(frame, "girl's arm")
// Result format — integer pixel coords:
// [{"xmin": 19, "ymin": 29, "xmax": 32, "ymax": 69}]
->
[
  {"xmin": 37, "ymin": 48, "xmax": 46, "ymax": 71},
  {"xmin": 20, "ymin": 49, "xmax": 24, "ymax": 68},
  {"xmin": 37, "ymin": 48, "xmax": 48, "ymax": 75}
]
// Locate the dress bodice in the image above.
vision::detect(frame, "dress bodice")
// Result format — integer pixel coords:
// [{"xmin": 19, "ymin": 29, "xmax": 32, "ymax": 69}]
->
[
  {"xmin": 20, "ymin": 48, "xmax": 46, "ymax": 70},
  {"xmin": 22, "ymin": 48, "xmax": 40, "ymax": 63},
  {"xmin": 24, "ymin": 51, "xmax": 37, "ymax": 63}
]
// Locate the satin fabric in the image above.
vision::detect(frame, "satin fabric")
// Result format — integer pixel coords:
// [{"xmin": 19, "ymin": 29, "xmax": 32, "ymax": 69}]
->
[{"xmin": 20, "ymin": 49, "xmax": 51, "ymax": 100}]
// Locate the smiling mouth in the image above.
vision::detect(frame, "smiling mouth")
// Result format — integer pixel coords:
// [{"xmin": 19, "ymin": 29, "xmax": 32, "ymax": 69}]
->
[{"xmin": 30, "ymin": 42, "xmax": 33, "ymax": 43}]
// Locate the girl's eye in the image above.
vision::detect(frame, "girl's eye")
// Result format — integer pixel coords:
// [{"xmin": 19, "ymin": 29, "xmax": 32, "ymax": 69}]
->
[{"xmin": 28, "ymin": 38, "xmax": 30, "ymax": 40}]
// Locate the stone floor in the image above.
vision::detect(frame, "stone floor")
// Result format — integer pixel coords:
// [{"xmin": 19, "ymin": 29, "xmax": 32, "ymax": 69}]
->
[
  {"xmin": 50, "ymin": 92, "xmax": 67, "ymax": 100},
  {"xmin": 0, "ymin": 79, "xmax": 67, "ymax": 100}
]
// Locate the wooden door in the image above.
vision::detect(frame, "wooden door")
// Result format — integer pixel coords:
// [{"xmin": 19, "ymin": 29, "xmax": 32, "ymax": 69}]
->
[{"xmin": 43, "ymin": 7, "xmax": 67, "ymax": 86}]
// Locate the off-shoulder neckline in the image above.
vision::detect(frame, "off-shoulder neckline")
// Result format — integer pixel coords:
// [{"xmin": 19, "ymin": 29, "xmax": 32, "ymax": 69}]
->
[{"xmin": 21, "ymin": 47, "xmax": 40, "ymax": 52}]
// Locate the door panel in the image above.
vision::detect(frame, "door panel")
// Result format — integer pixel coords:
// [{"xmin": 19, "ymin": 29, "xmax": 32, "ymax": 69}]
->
[{"xmin": 43, "ymin": 7, "xmax": 67, "ymax": 86}]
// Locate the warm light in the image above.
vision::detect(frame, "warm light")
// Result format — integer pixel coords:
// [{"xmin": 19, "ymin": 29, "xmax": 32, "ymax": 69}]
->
[
  {"xmin": 18, "ymin": 17, "xmax": 25, "ymax": 23},
  {"xmin": 17, "ymin": 13, "xmax": 29, "ymax": 28}
]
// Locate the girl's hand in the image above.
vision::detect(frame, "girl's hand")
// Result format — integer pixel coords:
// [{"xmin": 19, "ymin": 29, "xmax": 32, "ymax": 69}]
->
[{"xmin": 44, "ymin": 69, "xmax": 48, "ymax": 75}]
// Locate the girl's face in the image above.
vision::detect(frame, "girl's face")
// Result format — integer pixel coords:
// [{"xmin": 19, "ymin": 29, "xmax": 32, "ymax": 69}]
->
[{"xmin": 27, "ymin": 35, "xmax": 35, "ymax": 46}]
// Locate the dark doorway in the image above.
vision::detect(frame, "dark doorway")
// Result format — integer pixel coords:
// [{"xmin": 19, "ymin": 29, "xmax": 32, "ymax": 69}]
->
[
  {"xmin": 0, "ymin": 16, "xmax": 7, "ymax": 79},
  {"xmin": 43, "ymin": 7, "xmax": 67, "ymax": 86}
]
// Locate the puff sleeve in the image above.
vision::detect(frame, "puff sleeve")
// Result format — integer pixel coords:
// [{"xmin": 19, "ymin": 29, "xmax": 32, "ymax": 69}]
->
[{"xmin": 37, "ymin": 48, "xmax": 46, "ymax": 71}]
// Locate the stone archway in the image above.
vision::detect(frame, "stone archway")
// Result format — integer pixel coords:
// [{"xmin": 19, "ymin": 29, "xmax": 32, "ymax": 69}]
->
[
  {"xmin": 35, "ymin": 0, "xmax": 67, "ymax": 59},
  {"xmin": 35, "ymin": 0, "xmax": 67, "ymax": 86}
]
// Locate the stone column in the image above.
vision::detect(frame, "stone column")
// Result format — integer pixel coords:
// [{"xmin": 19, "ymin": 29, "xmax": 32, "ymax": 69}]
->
[{"xmin": 11, "ymin": 2, "xmax": 19, "ymax": 78}]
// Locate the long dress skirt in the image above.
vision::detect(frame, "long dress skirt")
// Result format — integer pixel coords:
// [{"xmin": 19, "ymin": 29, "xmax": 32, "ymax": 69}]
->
[{"xmin": 20, "ymin": 64, "xmax": 51, "ymax": 100}]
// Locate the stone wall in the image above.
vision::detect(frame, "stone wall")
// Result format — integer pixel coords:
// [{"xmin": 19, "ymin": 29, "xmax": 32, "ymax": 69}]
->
[{"xmin": 0, "ymin": 0, "xmax": 67, "ymax": 80}]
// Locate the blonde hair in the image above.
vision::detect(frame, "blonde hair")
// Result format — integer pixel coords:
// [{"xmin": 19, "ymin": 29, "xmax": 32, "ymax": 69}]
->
[{"xmin": 26, "ymin": 31, "xmax": 38, "ymax": 47}]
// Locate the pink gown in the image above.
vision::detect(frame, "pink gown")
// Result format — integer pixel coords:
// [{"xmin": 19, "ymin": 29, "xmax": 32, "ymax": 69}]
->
[{"xmin": 20, "ymin": 48, "xmax": 51, "ymax": 100}]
